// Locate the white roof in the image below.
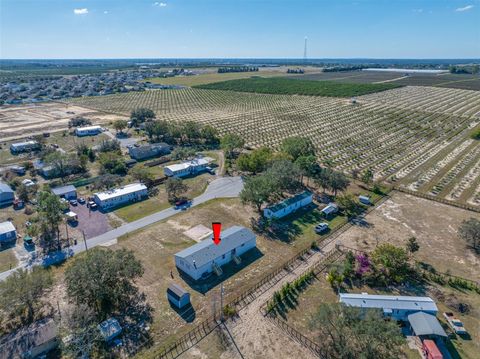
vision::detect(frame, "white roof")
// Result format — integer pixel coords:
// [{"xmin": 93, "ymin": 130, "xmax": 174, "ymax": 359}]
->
[
  {"xmin": 11, "ymin": 140, "xmax": 38, "ymax": 147},
  {"xmin": 66, "ymin": 211, "xmax": 77, "ymax": 218},
  {"xmin": 94, "ymin": 183, "xmax": 147, "ymax": 201},
  {"xmin": 76, "ymin": 125, "xmax": 101, "ymax": 131},
  {"xmin": 165, "ymin": 157, "xmax": 212, "ymax": 173},
  {"xmin": 0, "ymin": 221, "xmax": 16, "ymax": 234},
  {"xmin": 339, "ymin": 293, "xmax": 438, "ymax": 312}
]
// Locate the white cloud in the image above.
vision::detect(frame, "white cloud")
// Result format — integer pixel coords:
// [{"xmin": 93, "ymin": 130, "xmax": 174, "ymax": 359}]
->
[
  {"xmin": 73, "ymin": 8, "xmax": 88, "ymax": 15},
  {"xmin": 153, "ymin": 2, "xmax": 167, "ymax": 7},
  {"xmin": 104, "ymin": 10, "xmax": 109, "ymax": 14},
  {"xmin": 455, "ymin": 5, "xmax": 474, "ymax": 12},
  {"xmin": 412, "ymin": 9, "xmax": 423, "ymax": 13}
]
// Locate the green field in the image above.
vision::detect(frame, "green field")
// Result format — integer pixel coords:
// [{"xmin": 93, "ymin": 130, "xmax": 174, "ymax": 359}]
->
[{"xmin": 194, "ymin": 77, "xmax": 402, "ymax": 97}]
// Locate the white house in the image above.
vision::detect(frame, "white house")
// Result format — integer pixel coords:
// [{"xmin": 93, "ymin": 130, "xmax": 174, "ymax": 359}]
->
[
  {"xmin": 0, "ymin": 182, "xmax": 15, "ymax": 206},
  {"xmin": 0, "ymin": 221, "xmax": 16, "ymax": 244},
  {"xmin": 175, "ymin": 226, "xmax": 256, "ymax": 280},
  {"xmin": 263, "ymin": 191, "xmax": 313, "ymax": 219},
  {"xmin": 93, "ymin": 183, "xmax": 148, "ymax": 209},
  {"xmin": 339, "ymin": 293, "xmax": 438, "ymax": 321},
  {"xmin": 10, "ymin": 140, "xmax": 40, "ymax": 154},
  {"xmin": 164, "ymin": 157, "xmax": 213, "ymax": 178},
  {"xmin": 51, "ymin": 185, "xmax": 77, "ymax": 199},
  {"xmin": 75, "ymin": 125, "xmax": 102, "ymax": 137}
]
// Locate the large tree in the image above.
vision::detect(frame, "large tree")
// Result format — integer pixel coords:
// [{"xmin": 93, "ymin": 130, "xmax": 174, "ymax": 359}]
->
[
  {"xmin": 130, "ymin": 108, "xmax": 156, "ymax": 127},
  {"xmin": 37, "ymin": 190, "xmax": 67, "ymax": 249},
  {"xmin": 295, "ymin": 155, "xmax": 321, "ymax": 184},
  {"xmin": 237, "ymin": 147, "xmax": 272, "ymax": 174},
  {"xmin": 112, "ymin": 119, "xmax": 128, "ymax": 134},
  {"xmin": 98, "ymin": 152, "xmax": 127, "ymax": 175},
  {"xmin": 267, "ymin": 159, "xmax": 302, "ymax": 193},
  {"xmin": 309, "ymin": 303, "xmax": 404, "ymax": 359},
  {"xmin": 165, "ymin": 177, "xmax": 189, "ymax": 202},
  {"xmin": 64, "ymin": 248, "xmax": 143, "ymax": 318},
  {"xmin": 329, "ymin": 171, "xmax": 350, "ymax": 196},
  {"xmin": 458, "ymin": 217, "xmax": 480, "ymax": 252},
  {"xmin": 220, "ymin": 133, "xmax": 245, "ymax": 159},
  {"xmin": 280, "ymin": 136, "xmax": 315, "ymax": 161},
  {"xmin": 0, "ymin": 267, "xmax": 53, "ymax": 326},
  {"xmin": 371, "ymin": 243, "xmax": 410, "ymax": 284},
  {"xmin": 130, "ymin": 165, "xmax": 154, "ymax": 187},
  {"xmin": 240, "ymin": 174, "xmax": 276, "ymax": 212}
]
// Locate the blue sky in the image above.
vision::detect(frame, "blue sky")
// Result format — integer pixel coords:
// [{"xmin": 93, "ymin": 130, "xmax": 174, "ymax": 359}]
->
[{"xmin": 1, "ymin": 0, "xmax": 479, "ymax": 59}]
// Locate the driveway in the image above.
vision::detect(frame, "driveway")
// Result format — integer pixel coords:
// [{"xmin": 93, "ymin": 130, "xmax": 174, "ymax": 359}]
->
[
  {"xmin": 104, "ymin": 130, "xmax": 139, "ymax": 148},
  {"xmin": 68, "ymin": 202, "xmax": 112, "ymax": 239},
  {"xmin": 0, "ymin": 176, "xmax": 243, "ymax": 280}
]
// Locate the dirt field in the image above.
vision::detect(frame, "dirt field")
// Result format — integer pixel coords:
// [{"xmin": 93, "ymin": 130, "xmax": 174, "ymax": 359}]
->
[
  {"xmin": 340, "ymin": 191, "xmax": 479, "ymax": 280},
  {"xmin": 0, "ymin": 102, "xmax": 125, "ymax": 141}
]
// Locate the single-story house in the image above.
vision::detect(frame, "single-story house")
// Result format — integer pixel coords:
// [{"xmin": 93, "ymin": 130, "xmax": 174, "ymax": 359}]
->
[
  {"xmin": 321, "ymin": 203, "xmax": 339, "ymax": 219},
  {"xmin": 93, "ymin": 183, "xmax": 148, "ymax": 210},
  {"xmin": 0, "ymin": 182, "xmax": 14, "ymax": 206},
  {"xmin": 98, "ymin": 318, "xmax": 122, "ymax": 342},
  {"xmin": 51, "ymin": 185, "xmax": 77, "ymax": 199},
  {"xmin": 75, "ymin": 125, "xmax": 102, "ymax": 137},
  {"xmin": 0, "ymin": 319, "xmax": 58, "ymax": 359},
  {"xmin": 407, "ymin": 312, "xmax": 447, "ymax": 339},
  {"xmin": 129, "ymin": 143, "xmax": 171, "ymax": 160},
  {"xmin": 0, "ymin": 221, "xmax": 16, "ymax": 244},
  {"xmin": 359, "ymin": 195, "xmax": 371, "ymax": 205},
  {"xmin": 263, "ymin": 191, "xmax": 313, "ymax": 219},
  {"xmin": 175, "ymin": 226, "xmax": 256, "ymax": 281},
  {"xmin": 9, "ymin": 165, "xmax": 26, "ymax": 175},
  {"xmin": 167, "ymin": 283, "xmax": 191, "ymax": 309},
  {"xmin": 10, "ymin": 140, "xmax": 40, "ymax": 154},
  {"xmin": 164, "ymin": 157, "xmax": 213, "ymax": 178},
  {"xmin": 339, "ymin": 293, "xmax": 438, "ymax": 321}
]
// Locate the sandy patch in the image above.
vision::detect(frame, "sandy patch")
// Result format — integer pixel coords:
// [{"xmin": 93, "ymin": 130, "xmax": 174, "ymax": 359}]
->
[{"xmin": 183, "ymin": 224, "xmax": 213, "ymax": 242}]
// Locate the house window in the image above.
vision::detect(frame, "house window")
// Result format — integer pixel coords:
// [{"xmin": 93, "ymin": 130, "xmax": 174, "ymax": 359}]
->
[
  {"xmin": 222, "ymin": 254, "xmax": 225, "ymax": 259},
  {"xmin": 241, "ymin": 243, "xmax": 245, "ymax": 247}
]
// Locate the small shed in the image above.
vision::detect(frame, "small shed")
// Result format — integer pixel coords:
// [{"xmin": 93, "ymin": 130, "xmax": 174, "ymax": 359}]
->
[
  {"xmin": 51, "ymin": 185, "xmax": 77, "ymax": 199},
  {"xmin": 167, "ymin": 283, "xmax": 191, "ymax": 309},
  {"xmin": 359, "ymin": 195, "xmax": 371, "ymax": 205},
  {"xmin": 408, "ymin": 312, "xmax": 447, "ymax": 339},
  {"xmin": 0, "ymin": 221, "xmax": 17, "ymax": 244},
  {"xmin": 98, "ymin": 318, "xmax": 122, "ymax": 342},
  {"xmin": 321, "ymin": 203, "xmax": 338, "ymax": 218}
]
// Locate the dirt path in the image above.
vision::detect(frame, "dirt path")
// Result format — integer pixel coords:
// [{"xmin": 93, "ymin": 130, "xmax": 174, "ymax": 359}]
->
[{"xmin": 374, "ymin": 75, "xmax": 409, "ymax": 84}]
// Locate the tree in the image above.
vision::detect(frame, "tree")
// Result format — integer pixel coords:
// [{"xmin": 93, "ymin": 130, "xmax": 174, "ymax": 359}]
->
[
  {"xmin": 309, "ymin": 303, "xmax": 404, "ymax": 359},
  {"xmin": 69, "ymin": 116, "xmax": 92, "ymax": 128},
  {"xmin": 112, "ymin": 119, "xmax": 128, "ymax": 134},
  {"xmin": 98, "ymin": 152, "xmax": 127, "ymax": 175},
  {"xmin": 295, "ymin": 155, "xmax": 321, "ymax": 184},
  {"xmin": 280, "ymin": 137, "xmax": 315, "ymax": 161},
  {"xmin": 130, "ymin": 108, "xmax": 156, "ymax": 127},
  {"xmin": 130, "ymin": 165, "xmax": 154, "ymax": 187},
  {"xmin": 266, "ymin": 159, "xmax": 302, "ymax": 193},
  {"xmin": 171, "ymin": 147, "xmax": 196, "ymax": 161},
  {"xmin": 65, "ymin": 248, "xmax": 143, "ymax": 318},
  {"xmin": 237, "ymin": 147, "xmax": 272, "ymax": 174},
  {"xmin": 240, "ymin": 174, "xmax": 276, "ymax": 212},
  {"xmin": 329, "ymin": 171, "xmax": 350, "ymax": 196},
  {"xmin": 458, "ymin": 218, "xmax": 480, "ymax": 252},
  {"xmin": 201, "ymin": 125, "xmax": 220, "ymax": 147},
  {"xmin": 16, "ymin": 183, "xmax": 30, "ymax": 202},
  {"xmin": 406, "ymin": 237, "xmax": 420, "ymax": 256},
  {"xmin": 98, "ymin": 139, "xmax": 121, "ymax": 153},
  {"xmin": 314, "ymin": 168, "xmax": 333, "ymax": 193},
  {"xmin": 361, "ymin": 168, "xmax": 374, "ymax": 187},
  {"xmin": 37, "ymin": 190, "xmax": 66, "ymax": 248},
  {"xmin": 0, "ymin": 267, "xmax": 53, "ymax": 326},
  {"xmin": 93, "ymin": 174, "xmax": 122, "ymax": 190},
  {"xmin": 336, "ymin": 193, "xmax": 360, "ymax": 217},
  {"xmin": 371, "ymin": 244, "xmax": 410, "ymax": 284},
  {"xmin": 165, "ymin": 177, "xmax": 189, "ymax": 202},
  {"xmin": 220, "ymin": 133, "xmax": 245, "ymax": 159},
  {"xmin": 44, "ymin": 151, "xmax": 73, "ymax": 181}
]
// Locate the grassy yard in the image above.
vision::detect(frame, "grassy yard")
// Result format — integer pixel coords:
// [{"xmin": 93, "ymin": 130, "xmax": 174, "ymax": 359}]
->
[{"xmin": 0, "ymin": 248, "xmax": 18, "ymax": 272}]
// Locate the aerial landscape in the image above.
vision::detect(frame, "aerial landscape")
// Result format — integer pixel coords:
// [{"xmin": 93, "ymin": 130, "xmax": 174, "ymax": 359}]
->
[{"xmin": 0, "ymin": 1, "xmax": 479, "ymax": 358}]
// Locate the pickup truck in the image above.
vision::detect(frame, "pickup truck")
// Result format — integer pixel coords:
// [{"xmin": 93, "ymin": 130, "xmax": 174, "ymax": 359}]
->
[{"xmin": 443, "ymin": 312, "xmax": 467, "ymax": 335}]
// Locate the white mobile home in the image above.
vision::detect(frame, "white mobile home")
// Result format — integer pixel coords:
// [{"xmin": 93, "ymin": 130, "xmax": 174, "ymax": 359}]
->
[
  {"xmin": 10, "ymin": 140, "xmax": 40, "ymax": 154},
  {"xmin": 0, "ymin": 182, "xmax": 15, "ymax": 206},
  {"xmin": 164, "ymin": 157, "xmax": 213, "ymax": 178},
  {"xmin": 263, "ymin": 191, "xmax": 313, "ymax": 219},
  {"xmin": 93, "ymin": 183, "xmax": 148, "ymax": 209},
  {"xmin": 339, "ymin": 293, "xmax": 438, "ymax": 321},
  {"xmin": 175, "ymin": 226, "xmax": 256, "ymax": 280},
  {"xmin": 0, "ymin": 221, "xmax": 16, "ymax": 244},
  {"xmin": 75, "ymin": 125, "xmax": 102, "ymax": 137}
]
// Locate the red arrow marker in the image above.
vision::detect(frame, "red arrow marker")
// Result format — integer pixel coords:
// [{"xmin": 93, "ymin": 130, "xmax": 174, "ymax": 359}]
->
[{"xmin": 212, "ymin": 222, "xmax": 222, "ymax": 245}]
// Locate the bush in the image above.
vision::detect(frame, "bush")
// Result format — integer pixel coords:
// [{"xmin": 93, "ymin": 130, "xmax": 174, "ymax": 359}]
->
[{"xmin": 222, "ymin": 305, "xmax": 237, "ymax": 318}]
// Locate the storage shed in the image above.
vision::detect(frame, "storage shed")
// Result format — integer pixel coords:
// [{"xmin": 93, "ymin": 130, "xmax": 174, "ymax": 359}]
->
[
  {"xmin": 175, "ymin": 226, "xmax": 256, "ymax": 280},
  {"xmin": 10, "ymin": 140, "xmax": 40, "ymax": 154},
  {"xmin": 51, "ymin": 185, "xmax": 77, "ymax": 199},
  {"xmin": 167, "ymin": 283, "xmax": 191, "ymax": 309},
  {"xmin": 321, "ymin": 203, "xmax": 339, "ymax": 218},
  {"xmin": 0, "ymin": 182, "xmax": 14, "ymax": 206},
  {"xmin": 0, "ymin": 221, "xmax": 16, "ymax": 244},
  {"xmin": 359, "ymin": 195, "xmax": 371, "ymax": 205},
  {"xmin": 263, "ymin": 191, "xmax": 313, "ymax": 219}
]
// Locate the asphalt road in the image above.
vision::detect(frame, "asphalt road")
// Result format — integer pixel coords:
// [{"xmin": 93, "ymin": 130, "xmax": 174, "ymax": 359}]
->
[{"xmin": 0, "ymin": 176, "xmax": 243, "ymax": 281}]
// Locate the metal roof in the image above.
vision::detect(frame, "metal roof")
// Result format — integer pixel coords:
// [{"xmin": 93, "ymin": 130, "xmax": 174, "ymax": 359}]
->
[
  {"xmin": 408, "ymin": 312, "xmax": 447, "ymax": 337},
  {"xmin": 0, "ymin": 182, "xmax": 14, "ymax": 194},
  {"xmin": 165, "ymin": 157, "xmax": 212, "ymax": 173},
  {"xmin": 76, "ymin": 125, "xmax": 102, "ymax": 132},
  {"xmin": 175, "ymin": 226, "xmax": 255, "ymax": 268},
  {"xmin": 0, "ymin": 221, "xmax": 16, "ymax": 235},
  {"xmin": 322, "ymin": 203, "xmax": 338, "ymax": 215},
  {"xmin": 339, "ymin": 293, "xmax": 438, "ymax": 312},
  {"xmin": 94, "ymin": 183, "xmax": 147, "ymax": 201},
  {"xmin": 265, "ymin": 191, "xmax": 312, "ymax": 213},
  {"xmin": 167, "ymin": 283, "xmax": 189, "ymax": 301},
  {"xmin": 10, "ymin": 140, "xmax": 38, "ymax": 148},
  {"xmin": 129, "ymin": 143, "xmax": 170, "ymax": 158},
  {"xmin": 51, "ymin": 185, "xmax": 76, "ymax": 196}
]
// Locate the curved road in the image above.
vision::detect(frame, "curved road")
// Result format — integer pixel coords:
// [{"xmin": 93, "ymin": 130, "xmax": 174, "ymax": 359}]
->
[{"xmin": 0, "ymin": 176, "xmax": 243, "ymax": 281}]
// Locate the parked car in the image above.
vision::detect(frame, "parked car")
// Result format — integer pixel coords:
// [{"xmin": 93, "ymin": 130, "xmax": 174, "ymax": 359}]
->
[
  {"xmin": 87, "ymin": 201, "xmax": 98, "ymax": 209},
  {"xmin": 205, "ymin": 166, "xmax": 215, "ymax": 175},
  {"xmin": 69, "ymin": 199, "xmax": 78, "ymax": 206},
  {"xmin": 175, "ymin": 198, "xmax": 190, "ymax": 209},
  {"xmin": 443, "ymin": 312, "xmax": 467, "ymax": 335},
  {"xmin": 314, "ymin": 222, "xmax": 329, "ymax": 234},
  {"xmin": 78, "ymin": 197, "xmax": 86, "ymax": 204}
]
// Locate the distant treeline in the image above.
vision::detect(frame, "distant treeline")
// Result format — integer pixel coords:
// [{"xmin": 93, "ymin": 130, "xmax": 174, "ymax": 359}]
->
[
  {"xmin": 449, "ymin": 65, "xmax": 479, "ymax": 74},
  {"xmin": 323, "ymin": 65, "xmax": 369, "ymax": 72},
  {"xmin": 287, "ymin": 68, "xmax": 305, "ymax": 74},
  {"xmin": 218, "ymin": 66, "xmax": 259, "ymax": 73}
]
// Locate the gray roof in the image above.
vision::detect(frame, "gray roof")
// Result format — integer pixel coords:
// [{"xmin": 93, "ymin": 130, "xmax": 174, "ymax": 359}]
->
[
  {"xmin": 265, "ymin": 191, "xmax": 312, "ymax": 213},
  {"xmin": 339, "ymin": 293, "xmax": 438, "ymax": 312},
  {"xmin": 322, "ymin": 203, "xmax": 338, "ymax": 215},
  {"xmin": 51, "ymin": 185, "xmax": 76, "ymax": 196},
  {"xmin": 0, "ymin": 221, "xmax": 16, "ymax": 235},
  {"xmin": 167, "ymin": 283, "xmax": 189, "ymax": 301},
  {"xmin": 0, "ymin": 319, "xmax": 57, "ymax": 359},
  {"xmin": 408, "ymin": 312, "xmax": 447, "ymax": 337},
  {"xmin": 175, "ymin": 226, "xmax": 255, "ymax": 268},
  {"xmin": 0, "ymin": 182, "xmax": 14, "ymax": 194},
  {"xmin": 129, "ymin": 143, "xmax": 170, "ymax": 159},
  {"xmin": 98, "ymin": 318, "xmax": 122, "ymax": 340}
]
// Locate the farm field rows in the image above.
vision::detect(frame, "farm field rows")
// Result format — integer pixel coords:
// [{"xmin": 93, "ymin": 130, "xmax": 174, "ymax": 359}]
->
[{"xmin": 66, "ymin": 86, "xmax": 480, "ymax": 208}]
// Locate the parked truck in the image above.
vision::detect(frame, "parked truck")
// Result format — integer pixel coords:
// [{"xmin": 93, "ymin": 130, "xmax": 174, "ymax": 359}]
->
[{"xmin": 443, "ymin": 312, "xmax": 467, "ymax": 335}]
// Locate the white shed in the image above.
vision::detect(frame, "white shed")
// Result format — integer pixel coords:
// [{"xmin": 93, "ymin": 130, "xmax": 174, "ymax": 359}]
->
[{"xmin": 0, "ymin": 221, "xmax": 16, "ymax": 244}]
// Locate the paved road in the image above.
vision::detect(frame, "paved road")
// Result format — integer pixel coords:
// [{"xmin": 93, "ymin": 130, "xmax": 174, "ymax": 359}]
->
[{"xmin": 0, "ymin": 176, "xmax": 243, "ymax": 281}]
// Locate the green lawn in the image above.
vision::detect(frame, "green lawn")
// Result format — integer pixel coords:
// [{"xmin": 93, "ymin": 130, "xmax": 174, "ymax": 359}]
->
[{"xmin": 194, "ymin": 77, "xmax": 402, "ymax": 97}]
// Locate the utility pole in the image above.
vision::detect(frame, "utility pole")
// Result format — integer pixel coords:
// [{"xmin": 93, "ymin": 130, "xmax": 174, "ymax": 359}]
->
[
  {"xmin": 303, "ymin": 36, "xmax": 308, "ymax": 64},
  {"xmin": 82, "ymin": 230, "xmax": 88, "ymax": 252},
  {"xmin": 220, "ymin": 283, "xmax": 224, "ymax": 322}
]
